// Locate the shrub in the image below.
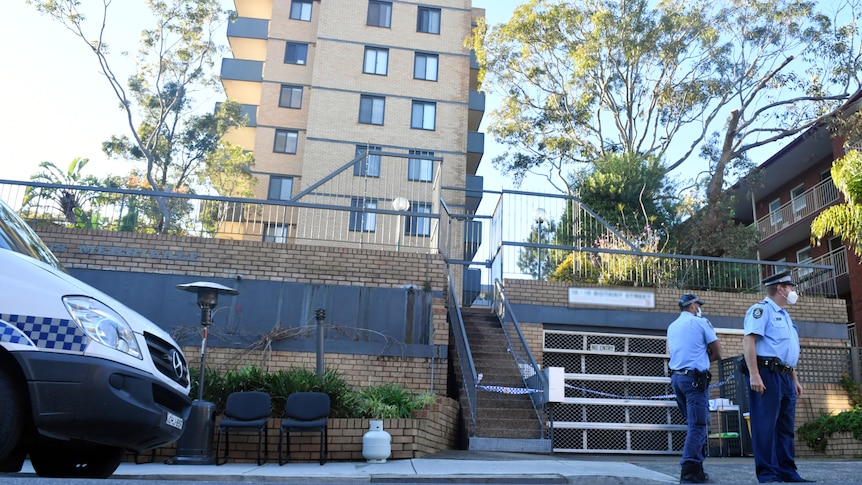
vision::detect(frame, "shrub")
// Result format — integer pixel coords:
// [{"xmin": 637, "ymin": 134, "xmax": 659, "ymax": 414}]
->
[
  {"xmin": 356, "ymin": 384, "xmax": 436, "ymax": 419},
  {"xmin": 188, "ymin": 365, "xmax": 431, "ymax": 419}
]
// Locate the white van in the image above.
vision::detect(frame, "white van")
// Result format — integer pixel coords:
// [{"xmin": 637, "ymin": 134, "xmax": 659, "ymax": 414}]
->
[{"xmin": 0, "ymin": 198, "xmax": 192, "ymax": 478}]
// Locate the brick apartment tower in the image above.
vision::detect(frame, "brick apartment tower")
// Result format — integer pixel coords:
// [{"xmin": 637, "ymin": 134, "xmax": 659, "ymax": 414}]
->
[{"xmin": 221, "ymin": 0, "xmax": 485, "ymax": 250}]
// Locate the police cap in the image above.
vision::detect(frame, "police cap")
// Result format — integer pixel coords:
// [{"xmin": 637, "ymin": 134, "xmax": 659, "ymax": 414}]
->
[
  {"xmin": 678, "ymin": 293, "xmax": 705, "ymax": 309},
  {"xmin": 762, "ymin": 271, "xmax": 797, "ymax": 287}
]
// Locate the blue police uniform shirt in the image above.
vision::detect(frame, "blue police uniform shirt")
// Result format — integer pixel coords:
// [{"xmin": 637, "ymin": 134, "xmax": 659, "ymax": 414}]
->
[
  {"xmin": 667, "ymin": 311, "xmax": 718, "ymax": 372},
  {"xmin": 743, "ymin": 296, "xmax": 800, "ymax": 367}
]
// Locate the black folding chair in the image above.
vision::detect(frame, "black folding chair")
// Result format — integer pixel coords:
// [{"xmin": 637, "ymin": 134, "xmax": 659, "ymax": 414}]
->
[
  {"xmin": 215, "ymin": 391, "xmax": 272, "ymax": 465},
  {"xmin": 278, "ymin": 392, "xmax": 330, "ymax": 465}
]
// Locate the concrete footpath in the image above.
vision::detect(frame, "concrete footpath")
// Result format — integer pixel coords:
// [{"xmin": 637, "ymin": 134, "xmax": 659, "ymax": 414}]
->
[{"xmin": 11, "ymin": 450, "xmax": 862, "ymax": 484}]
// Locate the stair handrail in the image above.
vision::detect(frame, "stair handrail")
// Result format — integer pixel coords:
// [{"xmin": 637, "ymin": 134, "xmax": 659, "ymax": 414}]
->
[
  {"xmin": 447, "ymin": 272, "xmax": 478, "ymax": 435},
  {"xmin": 492, "ymin": 278, "xmax": 551, "ymax": 438}
]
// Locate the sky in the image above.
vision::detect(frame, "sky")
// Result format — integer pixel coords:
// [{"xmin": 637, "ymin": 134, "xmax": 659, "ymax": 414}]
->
[{"xmin": 1, "ymin": 0, "xmax": 543, "ymax": 192}]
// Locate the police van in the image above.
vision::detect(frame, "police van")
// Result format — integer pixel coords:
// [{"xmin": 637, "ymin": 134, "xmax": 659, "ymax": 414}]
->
[{"xmin": 0, "ymin": 198, "xmax": 192, "ymax": 478}]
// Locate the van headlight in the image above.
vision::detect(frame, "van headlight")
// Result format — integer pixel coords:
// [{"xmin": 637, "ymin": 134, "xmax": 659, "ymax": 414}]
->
[{"xmin": 63, "ymin": 296, "xmax": 142, "ymax": 359}]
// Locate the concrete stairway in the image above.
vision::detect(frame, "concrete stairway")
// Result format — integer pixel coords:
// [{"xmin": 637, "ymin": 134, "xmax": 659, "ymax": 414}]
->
[{"xmin": 457, "ymin": 307, "xmax": 551, "ymax": 452}]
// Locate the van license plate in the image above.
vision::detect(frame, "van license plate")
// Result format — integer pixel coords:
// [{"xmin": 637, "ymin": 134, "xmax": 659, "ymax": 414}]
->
[{"xmin": 166, "ymin": 413, "xmax": 183, "ymax": 430}]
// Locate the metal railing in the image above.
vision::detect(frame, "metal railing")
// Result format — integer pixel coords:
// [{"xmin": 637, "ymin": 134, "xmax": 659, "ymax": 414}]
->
[
  {"xmin": 447, "ymin": 273, "xmax": 478, "ymax": 436},
  {"xmin": 480, "ymin": 189, "xmax": 838, "ymax": 298},
  {"xmin": 1, "ymin": 152, "xmax": 443, "ymax": 252},
  {"xmin": 0, "ymin": 178, "xmax": 840, "ymax": 297},
  {"xmin": 755, "ymin": 177, "xmax": 840, "ymax": 240},
  {"xmin": 493, "ymin": 279, "xmax": 550, "ymax": 438}
]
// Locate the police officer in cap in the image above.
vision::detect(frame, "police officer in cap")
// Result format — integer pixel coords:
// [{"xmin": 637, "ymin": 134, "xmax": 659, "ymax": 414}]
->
[
  {"xmin": 743, "ymin": 271, "xmax": 813, "ymax": 483},
  {"xmin": 668, "ymin": 293, "xmax": 723, "ymax": 483}
]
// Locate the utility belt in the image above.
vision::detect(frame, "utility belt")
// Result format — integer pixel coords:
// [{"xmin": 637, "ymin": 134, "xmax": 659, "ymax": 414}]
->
[
  {"xmin": 740, "ymin": 356, "xmax": 795, "ymax": 375},
  {"xmin": 671, "ymin": 368, "xmax": 712, "ymax": 388}
]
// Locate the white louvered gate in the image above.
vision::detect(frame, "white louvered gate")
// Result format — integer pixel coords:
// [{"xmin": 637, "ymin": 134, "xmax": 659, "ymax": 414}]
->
[{"xmin": 544, "ymin": 330, "xmax": 686, "ymax": 453}]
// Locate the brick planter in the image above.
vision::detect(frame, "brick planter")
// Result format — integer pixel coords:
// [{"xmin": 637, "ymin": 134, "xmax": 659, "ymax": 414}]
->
[
  {"xmin": 796, "ymin": 431, "xmax": 862, "ymax": 458},
  {"xmin": 128, "ymin": 397, "xmax": 459, "ymax": 464}
]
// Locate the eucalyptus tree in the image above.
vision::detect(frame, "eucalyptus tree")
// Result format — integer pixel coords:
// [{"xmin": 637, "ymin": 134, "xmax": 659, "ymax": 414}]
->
[
  {"xmin": 29, "ymin": 0, "xmax": 253, "ymax": 230},
  {"xmin": 473, "ymin": 0, "xmax": 862, "ymax": 255}
]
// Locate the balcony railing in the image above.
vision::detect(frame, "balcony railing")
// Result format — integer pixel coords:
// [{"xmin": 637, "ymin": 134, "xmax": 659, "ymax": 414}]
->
[{"xmin": 756, "ymin": 178, "xmax": 840, "ymax": 240}]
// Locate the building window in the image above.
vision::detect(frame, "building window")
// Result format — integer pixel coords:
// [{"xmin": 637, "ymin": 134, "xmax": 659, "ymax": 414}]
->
[
  {"xmin": 417, "ymin": 6, "xmax": 441, "ymax": 34},
  {"xmin": 274, "ymin": 129, "xmax": 298, "ymax": 154},
  {"xmin": 354, "ymin": 145, "xmax": 382, "ymax": 177},
  {"xmin": 797, "ymin": 246, "xmax": 813, "ymax": 277},
  {"xmin": 350, "ymin": 197, "xmax": 377, "ymax": 232},
  {"xmin": 408, "ymin": 150, "xmax": 434, "ymax": 182},
  {"xmin": 367, "ymin": 0, "xmax": 392, "ymax": 28},
  {"xmin": 268, "ymin": 176, "xmax": 294, "ymax": 200},
  {"xmin": 264, "ymin": 223, "xmax": 290, "ymax": 243},
  {"xmin": 791, "ymin": 184, "xmax": 806, "ymax": 213},
  {"xmin": 363, "ymin": 47, "xmax": 389, "ymax": 75},
  {"xmin": 284, "ymin": 42, "xmax": 308, "ymax": 65},
  {"xmin": 768, "ymin": 198, "xmax": 782, "ymax": 226},
  {"xmin": 411, "ymin": 101, "xmax": 436, "ymax": 130},
  {"xmin": 279, "ymin": 85, "xmax": 303, "ymax": 109},
  {"xmin": 414, "ymin": 52, "xmax": 438, "ymax": 81},
  {"xmin": 289, "ymin": 0, "xmax": 312, "ymax": 21},
  {"xmin": 359, "ymin": 95, "xmax": 385, "ymax": 125},
  {"xmin": 405, "ymin": 201, "xmax": 432, "ymax": 237}
]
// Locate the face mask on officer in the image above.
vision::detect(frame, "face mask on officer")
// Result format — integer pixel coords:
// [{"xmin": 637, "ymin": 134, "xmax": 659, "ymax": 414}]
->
[
  {"xmin": 696, "ymin": 307, "xmax": 702, "ymax": 317},
  {"xmin": 785, "ymin": 287, "xmax": 799, "ymax": 305}
]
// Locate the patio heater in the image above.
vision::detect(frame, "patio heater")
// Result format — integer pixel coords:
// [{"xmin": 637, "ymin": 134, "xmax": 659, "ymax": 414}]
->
[{"xmin": 169, "ymin": 281, "xmax": 239, "ymax": 465}]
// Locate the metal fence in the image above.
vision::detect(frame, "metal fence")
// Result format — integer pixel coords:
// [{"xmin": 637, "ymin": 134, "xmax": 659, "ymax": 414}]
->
[
  {"xmin": 0, "ymin": 178, "xmax": 839, "ymax": 297},
  {"xmin": 480, "ymin": 190, "xmax": 838, "ymax": 298}
]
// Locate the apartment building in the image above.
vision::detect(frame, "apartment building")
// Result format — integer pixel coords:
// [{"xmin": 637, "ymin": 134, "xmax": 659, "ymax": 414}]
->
[
  {"xmin": 220, "ymin": 0, "xmax": 485, "ymax": 253},
  {"xmin": 732, "ymin": 104, "xmax": 862, "ymax": 344}
]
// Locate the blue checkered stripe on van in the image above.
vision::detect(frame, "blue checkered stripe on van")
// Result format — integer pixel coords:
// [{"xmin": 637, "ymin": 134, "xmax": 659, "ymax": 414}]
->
[{"xmin": 0, "ymin": 314, "xmax": 89, "ymax": 352}]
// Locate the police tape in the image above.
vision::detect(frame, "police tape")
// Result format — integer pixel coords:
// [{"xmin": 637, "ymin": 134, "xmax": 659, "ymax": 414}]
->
[{"xmin": 476, "ymin": 373, "xmax": 735, "ymax": 400}]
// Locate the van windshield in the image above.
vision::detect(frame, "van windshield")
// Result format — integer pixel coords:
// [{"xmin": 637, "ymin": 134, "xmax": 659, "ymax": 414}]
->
[{"xmin": 0, "ymin": 199, "xmax": 66, "ymax": 271}]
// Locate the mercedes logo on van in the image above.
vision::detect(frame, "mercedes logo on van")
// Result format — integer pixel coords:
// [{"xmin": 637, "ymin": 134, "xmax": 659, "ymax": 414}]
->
[{"xmin": 169, "ymin": 349, "xmax": 184, "ymax": 379}]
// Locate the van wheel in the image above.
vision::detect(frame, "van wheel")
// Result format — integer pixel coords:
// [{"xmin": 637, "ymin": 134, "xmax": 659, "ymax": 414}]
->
[
  {"xmin": 0, "ymin": 370, "xmax": 23, "ymax": 470},
  {"xmin": 30, "ymin": 443, "xmax": 124, "ymax": 479}
]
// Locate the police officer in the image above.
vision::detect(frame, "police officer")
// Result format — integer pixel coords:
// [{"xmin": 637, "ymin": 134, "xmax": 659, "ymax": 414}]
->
[
  {"xmin": 668, "ymin": 293, "xmax": 723, "ymax": 484},
  {"xmin": 743, "ymin": 271, "xmax": 813, "ymax": 483}
]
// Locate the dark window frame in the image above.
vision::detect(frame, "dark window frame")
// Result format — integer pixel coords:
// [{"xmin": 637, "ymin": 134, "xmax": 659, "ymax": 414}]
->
[
  {"xmin": 284, "ymin": 42, "xmax": 309, "ymax": 65},
  {"xmin": 273, "ymin": 129, "xmax": 299, "ymax": 154},
  {"xmin": 359, "ymin": 95, "xmax": 386, "ymax": 125},
  {"xmin": 354, "ymin": 145, "xmax": 382, "ymax": 177},
  {"xmin": 349, "ymin": 197, "xmax": 378, "ymax": 232},
  {"xmin": 268, "ymin": 176, "xmax": 294, "ymax": 201},
  {"xmin": 367, "ymin": 0, "xmax": 392, "ymax": 28},
  {"xmin": 363, "ymin": 46, "xmax": 389, "ymax": 76},
  {"xmin": 289, "ymin": 0, "xmax": 313, "ymax": 21},
  {"xmin": 410, "ymin": 100, "xmax": 436, "ymax": 130},
  {"xmin": 417, "ymin": 6, "xmax": 441, "ymax": 34},
  {"xmin": 414, "ymin": 52, "xmax": 439, "ymax": 81},
  {"xmin": 278, "ymin": 84, "xmax": 303, "ymax": 109}
]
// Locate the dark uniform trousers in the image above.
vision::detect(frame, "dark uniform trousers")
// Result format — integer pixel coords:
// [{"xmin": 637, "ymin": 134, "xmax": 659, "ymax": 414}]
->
[{"xmin": 746, "ymin": 367, "xmax": 803, "ymax": 483}]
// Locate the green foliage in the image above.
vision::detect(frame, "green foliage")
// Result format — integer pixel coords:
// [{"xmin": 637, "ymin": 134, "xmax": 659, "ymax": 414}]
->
[
  {"xmin": 797, "ymin": 373, "xmax": 862, "ymax": 452},
  {"xmin": 840, "ymin": 373, "xmax": 862, "ymax": 409},
  {"xmin": 356, "ymin": 384, "xmax": 437, "ymax": 419},
  {"xmin": 812, "ymin": 150, "xmax": 862, "ymax": 257},
  {"xmin": 187, "ymin": 366, "xmax": 430, "ymax": 419},
  {"xmin": 797, "ymin": 408, "xmax": 862, "ymax": 452},
  {"xmin": 30, "ymin": 0, "xmax": 254, "ymax": 197}
]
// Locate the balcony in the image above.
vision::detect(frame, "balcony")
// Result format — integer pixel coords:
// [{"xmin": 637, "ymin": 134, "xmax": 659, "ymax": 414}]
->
[
  {"xmin": 233, "ymin": 0, "xmax": 273, "ymax": 19},
  {"xmin": 468, "ymin": 90, "xmax": 485, "ymax": 132},
  {"xmin": 220, "ymin": 59, "xmax": 264, "ymax": 105},
  {"xmin": 466, "ymin": 131, "xmax": 485, "ymax": 176},
  {"xmin": 756, "ymin": 178, "xmax": 839, "ymax": 241},
  {"xmin": 227, "ymin": 17, "xmax": 269, "ymax": 61}
]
